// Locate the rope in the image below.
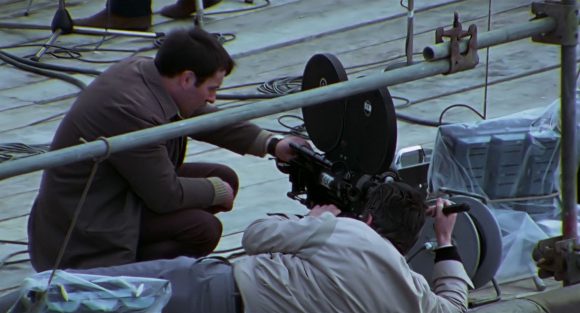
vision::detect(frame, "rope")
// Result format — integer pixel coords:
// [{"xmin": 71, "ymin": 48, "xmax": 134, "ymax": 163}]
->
[{"xmin": 47, "ymin": 137, "xmax": 113, "ymax": 286}]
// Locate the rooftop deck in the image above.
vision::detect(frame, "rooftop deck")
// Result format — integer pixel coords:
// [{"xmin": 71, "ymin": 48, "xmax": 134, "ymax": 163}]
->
[{"xmin": 0, "ymin": 0, "xmax": 575, "ymax": 310}]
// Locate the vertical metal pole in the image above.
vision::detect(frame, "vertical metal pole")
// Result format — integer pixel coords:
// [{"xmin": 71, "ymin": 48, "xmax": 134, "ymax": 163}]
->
[
  {"xmin": 24, "ymin": 0, "xmax": 34, "ymax": 16},
  {"xmin": 561, "ymin": 0, "xmax": 578, "ymax": 240},
  {"xmin": 195, "ymin": 0, "xmax": 205, "ymax": 28},
  {"xmin": 405, "ymin": 0, "xmax": 415, "ymax": 65}
]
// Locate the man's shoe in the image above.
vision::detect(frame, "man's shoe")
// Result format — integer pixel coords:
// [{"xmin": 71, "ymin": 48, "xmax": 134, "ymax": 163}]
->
[
  {"xmin": 73, "ymin": 9, "xmax": 151, "ymax": 31},
  {"xmin": 160, "ymin": 0, "xmax": 222, "ymax": 19}
]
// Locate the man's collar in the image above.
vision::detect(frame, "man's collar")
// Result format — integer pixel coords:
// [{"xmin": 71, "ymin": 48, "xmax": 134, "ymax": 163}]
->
[{"xmin": 140, "ymin": 58, "xmax": 180, "ymax": 120}]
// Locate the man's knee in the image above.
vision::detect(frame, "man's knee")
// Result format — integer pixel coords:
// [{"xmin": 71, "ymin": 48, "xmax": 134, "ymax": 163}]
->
[
  {"xmin": 200, "ymin": 215, "xmax": 223, "ymax": 243},
  {"xmin": 185, "ymin": 215, "xmax": 222, "ymax": 257}
]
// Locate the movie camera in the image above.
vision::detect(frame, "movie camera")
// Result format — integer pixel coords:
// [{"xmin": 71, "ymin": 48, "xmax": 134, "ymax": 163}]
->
[
  {"xmin": 275, "ymin": 53, "xmax": 399, "ymax": 217},
  {"xmin": 275, "ymin": 53, "xmax": 503, "ymax": 291}
]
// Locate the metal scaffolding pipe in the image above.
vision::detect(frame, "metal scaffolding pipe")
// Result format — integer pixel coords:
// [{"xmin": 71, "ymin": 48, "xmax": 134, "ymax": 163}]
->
[
  {"xmin": 561, "ymin": 0, "xmax": 578, "ymax": 240},
  {"xmin": 561, "ymin": 44, "xmax": 577, "ymax": 239},
  {"xmin": 0, "ymin": 16, "xmax": 560, "ymax": 180},
  {"xmin": 0, "ymin": 60, "xmax": 450, "ymax": 180},
  {"xmin": 423, "ymin": 17, "xmax": 557, "ymax": 61}
]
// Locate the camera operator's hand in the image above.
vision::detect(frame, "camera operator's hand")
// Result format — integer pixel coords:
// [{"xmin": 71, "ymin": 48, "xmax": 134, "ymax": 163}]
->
[
  {"xmin": 426, "ymin": 198, "xmax": 457, "ymax": 247},
  {"xmin": 308, "ymin": 204, "xmax": 341, "ymax": 217},
  {"xmin": 274, "ymin": 136, "xmax": 311, "ymax": 162}
]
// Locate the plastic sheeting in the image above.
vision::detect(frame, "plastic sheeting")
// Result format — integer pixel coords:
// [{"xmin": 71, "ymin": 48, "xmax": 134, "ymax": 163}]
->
[
  {"xmin": 8, "ymin": 270, "xmax": 171, "ymax": 313},
  {"xmin": 428, "ymin": 93, "xmax": 579, "ymax": 284}
]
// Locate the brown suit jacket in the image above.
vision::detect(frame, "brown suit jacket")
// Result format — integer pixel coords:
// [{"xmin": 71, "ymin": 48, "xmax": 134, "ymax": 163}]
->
[{"xmin": 28, "ymin": 57, "xmax": 267, "ymax": 271}]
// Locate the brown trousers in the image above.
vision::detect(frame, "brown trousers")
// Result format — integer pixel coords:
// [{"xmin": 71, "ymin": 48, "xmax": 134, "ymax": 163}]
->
[{"xmin": 137, "ymin": 162, "xmax": 239, "ymax": 261}]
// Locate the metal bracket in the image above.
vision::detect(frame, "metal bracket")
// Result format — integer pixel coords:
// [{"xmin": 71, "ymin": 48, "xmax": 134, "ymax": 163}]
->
[
  {"xmin": 533, "ymin": 235, "xmax": 580, "ymax": 286},
  {"xmin": 435, "ymin": 12, "xmax": 479, "ymax": 75},
  {"xmin": 532, "ymin": 1, "xmax": 578, "ymax": 46}
]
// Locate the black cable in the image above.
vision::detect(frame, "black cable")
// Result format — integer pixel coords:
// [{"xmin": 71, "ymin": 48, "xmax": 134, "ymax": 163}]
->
[
  {"xmin": 438, "ymin": 104, "xmax": 485, "ymax": 125},
  {"xmin": 48, "ymin": 48, "xmax": 128, "ymax": 64},
  {"xmin": 0, "ymin": 51, "xmax": 88, "ymax": 90},
  {"xmin": 71, "ymin": 40, "xmax": 145, "ymax": 53},
  {"xmin": 213, "ymin": 246, "xmax": 244, "ymax": 254},
  {"xmin": 392, "ymin": 95, "xmax": 411, "ymax": 109},
  {"xmin": 0, "ymin": 240, "xmax": 28, "ymax": 245},
  {"xmin": 2, "ymin": 259, "xmax": 31, "ymax": 266},
  {"xmin": 275, "ymin": 114, "xmax": 308, "ymax": 138},
  {"xmin": 257, "ymin": 76, "xmax": 302, "ymax": 96},
  {"xmin": 226, "ymin": 250, "xmax": 247, "ymax": 261},
  {"xmin": 405, "ymin": 243, "xmax": 430, "ymax": 263},
  {"xmin": 215, "ymin": 33, "xmax": 237, "ymax": 45},
  {"xmin": 217, "ymin": 93, "xmax": 276, "ymax": 100},
  {"xmin": 0, "ymin": 143, "xmax": 50, "ymax": 163},
  {"xmin": 0, "ymin": 250, "xmax": 28, "ymax": 268},
  {"xmin": 0, "ymin": 30, "xmax": 152, "ymax": 66},
  {"xmin": 217, "ymin": 76, "xmax": 303, "ymax": 100},
  {"xmin": 397, "ymin": 112, "xmax": 442, "ymax": 127},
  {"xmin": 1, "ymin": 28, "xmax": 149, "ymax": 67},
  {"xmin": 0, "ymin": 49, "xmax": 102, "ymax": 75},
  {"xmin": 221, "ymin": 230, "xmax": 245, "ymax": 237}
]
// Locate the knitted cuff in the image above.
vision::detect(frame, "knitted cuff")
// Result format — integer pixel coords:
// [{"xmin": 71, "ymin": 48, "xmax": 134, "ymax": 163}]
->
[
  {"xmin": 207, "ymin": 177, "xmax": 229, "ymax": 207},
  {"xmin": 245, "ymin": 130, "xmax": 273, "ymax": 157},
  {"xmin": 434, "ymin": 246, "xmax": 462, "ymax": 263}
]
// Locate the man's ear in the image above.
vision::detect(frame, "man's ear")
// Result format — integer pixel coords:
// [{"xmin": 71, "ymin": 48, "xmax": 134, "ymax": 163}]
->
[
  {"xmin": 365, "ymin": 214, "xmax": 373, "ymax": 226},
  {"xmin": 180, "ymin": 70, "xmax": 197, "ymax": 88}
]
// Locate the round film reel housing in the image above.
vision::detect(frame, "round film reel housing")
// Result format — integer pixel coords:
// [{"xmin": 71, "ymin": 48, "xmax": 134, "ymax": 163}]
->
[
  {"xmin": 301, "ymin": 53, "xmax": 348, "ymax": 153},
  {"xmin": 450, "ymin": 196, "xmax": 503, "ymax": 289},
  {"xmin": 407, "ymin": 211, "xmax": 481, "ymax": 281},
  {"xmin": 339, "ymin": 87, "xmax": 397, "ymax": 174},
  {"xmin": 406, "ymin": 197, "xmax": 502, "ymax": 289},
  {"xmin": 301, "ymin": 53, "xmax": 398, "ymax": 175}
]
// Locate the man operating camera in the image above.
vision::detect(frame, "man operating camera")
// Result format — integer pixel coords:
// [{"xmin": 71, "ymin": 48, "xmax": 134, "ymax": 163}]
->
[{"xmin": 25, "ymin": 181, "xmax": 473, "ymax": 313}]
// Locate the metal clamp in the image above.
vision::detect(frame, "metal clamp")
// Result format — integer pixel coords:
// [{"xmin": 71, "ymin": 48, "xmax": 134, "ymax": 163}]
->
[
  {"xmin": 532, "ymin": 1, "xmax": 578, "ymax": 46},
  {"xmin": 533, "ymin": 235, "xmax": 580, "ymax": 286},
  {"xmin": 435, "ymin": 12, "xmax": 479, "ymax": 74}
]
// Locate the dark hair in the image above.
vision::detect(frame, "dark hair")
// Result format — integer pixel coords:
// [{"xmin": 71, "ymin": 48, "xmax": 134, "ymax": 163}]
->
[
  {"xmin": 154, "ymin": 27, "xmax": 235, "ymax": 85},
  {"xmin": 361, "ymin": 182, "xmax": 426, "ymax": 255}
]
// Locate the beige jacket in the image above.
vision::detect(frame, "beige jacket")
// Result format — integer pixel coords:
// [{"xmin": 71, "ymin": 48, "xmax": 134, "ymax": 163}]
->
[{"xmin": 234, "ymin": 213, "xmax": 473, "ymax": 313}]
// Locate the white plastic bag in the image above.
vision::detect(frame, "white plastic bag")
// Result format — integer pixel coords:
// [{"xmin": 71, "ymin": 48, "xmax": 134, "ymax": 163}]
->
[{"xmin": 8, "ymin": 270, "xmax": 171, "ymax": 313}]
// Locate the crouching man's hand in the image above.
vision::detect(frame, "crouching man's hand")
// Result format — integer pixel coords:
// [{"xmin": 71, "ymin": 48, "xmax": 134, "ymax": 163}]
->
[{"xmin": 268, "ymin": 135, "xmax": 311, "ymax": 162}]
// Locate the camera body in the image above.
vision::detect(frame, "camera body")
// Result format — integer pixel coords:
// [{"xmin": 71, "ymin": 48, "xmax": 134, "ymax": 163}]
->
[{"xmin": 277, "ymin": 143, "xmax": 394, "ymax": 216}]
